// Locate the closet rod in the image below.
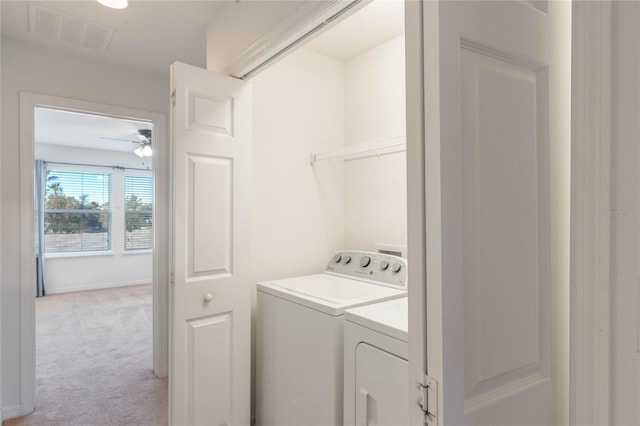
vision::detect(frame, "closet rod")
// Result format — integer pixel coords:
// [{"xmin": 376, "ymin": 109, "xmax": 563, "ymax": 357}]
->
[
  {"xmin": 43, "ymin": 160, "xmax": 151, "ymax": 172},
  {"xmin": 310, "ymin": 134, "xmax": 406, "ymax": 165}
]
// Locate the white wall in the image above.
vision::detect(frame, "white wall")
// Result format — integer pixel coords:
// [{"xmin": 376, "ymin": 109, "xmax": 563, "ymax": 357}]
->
[
  {"xmin": 35, "ymin": 144, "xmax": 152, "ymax": 294},
  {"xmin": 343, "ymin": 36, "xmax": 407, "ymax": 253},
  {"xmin": 251, "ymin": 47, "xmax": 345, "ymax": 283},
  {"xmin": 1, "ymin": 36, "xmax": 168, "ymax": 417},
  {"xmin": 249, "ymin": 37, "xmax": 407, "ymax": 278},
  {"xmin": 610, "ymin": 3, "xmax": 640, "ymax": 424},
  {"xmin": 250, "ymin": 33, "xmax": 409, "ymax": 280}
]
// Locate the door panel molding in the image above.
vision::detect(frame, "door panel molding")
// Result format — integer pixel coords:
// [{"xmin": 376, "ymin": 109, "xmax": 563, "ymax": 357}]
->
[
  {"xmin": 186, "ymin": 90, "xmax": 235, "ymax": 137},
  {"xmin": 460, "ymin": 39, "xmax": 547, "ymax": 72},
  {"xmin": 185, "ymin": 312, "xmax": 233, "ymax": 426},
  {"xmin": 187, "ymin": 155, "xmax": 234, "ymax": 279},
  {"xmin": 460, "ymin": 47, "xmax": 551, "ymax": 404}
]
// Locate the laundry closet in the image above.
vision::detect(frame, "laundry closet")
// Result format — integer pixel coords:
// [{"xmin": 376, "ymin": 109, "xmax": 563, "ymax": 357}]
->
[{"xmin": 248, "ymin": 1, "xmax": 408, "ymax": 425}]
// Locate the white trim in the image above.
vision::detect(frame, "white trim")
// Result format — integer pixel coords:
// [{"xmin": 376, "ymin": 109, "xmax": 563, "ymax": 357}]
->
[
  {"xmin": 122, "ymin": 249, "xmax": 153, "ymax": 256},
  {"xmin": 1, "ymin": 5, "xmax": 3, "ymax": 416},
  {"xmin": 19, "ymin": 93, "xmax": 37, "ymax": 417},
  {"xmin": 405, "ymin": 1, "xmax": 427, "ymax": 425},
  {"xmin": 18, "ymin": 92, "xmax": 169, "ymax": 416},
  {"xmin": 2, "ymin": 404, "xmax": 22, "ymax": 421},
  {"xmin": 44, "ymin": 280, "xmax": 151, "ymax": 295},
  {"xmin": 229, "ymin": 0, "xmax": 368, "ymax": 79},
  {"xmin": 570, "ymin": 2, "xmax": 611, "ymax": 425},
  {"xmin": 549, "ymin": 2, "xmax": 572, "ymax": 424},
  {"xmin": 45, "ymin": 250, "xmax": 115, "ymax": 259}
]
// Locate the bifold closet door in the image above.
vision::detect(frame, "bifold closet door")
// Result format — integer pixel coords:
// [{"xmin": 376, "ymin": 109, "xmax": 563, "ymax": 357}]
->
[
  {"xmin": 170, "ymin": 61, "xmax": 252, "ymax": 426},
  {"xmin": 409, "ymin": 1, "xmax": 553, "ymax": 424}
]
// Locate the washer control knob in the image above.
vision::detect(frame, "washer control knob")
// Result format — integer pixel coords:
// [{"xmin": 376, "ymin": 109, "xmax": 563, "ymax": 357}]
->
[
  {"xmin": 334, "ymin": 254, "xmax": 342, "ymax": 263},
  {"xmin": 360, "ymin": 255, "xmax": 371, "ymax": 268},
  {"xmin": 391, "ymin": 263, "xmax": 402, "ymax": 273},
  {"xmin": 380, "ymin": 260, "xmax": 390, "ymax": 271},
  {"xmin": 343, "ymin": 255, "xmax": 352, "ymax": 264}
]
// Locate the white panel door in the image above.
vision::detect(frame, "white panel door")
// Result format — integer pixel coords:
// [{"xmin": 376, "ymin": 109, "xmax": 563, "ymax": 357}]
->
[
  {"xmin": 410, "ymin": 1, "xmax": 552, "ymax": 425},
  {"xmin": 170, "ymin": 62, "xmax": 251, "ymax": 426}
]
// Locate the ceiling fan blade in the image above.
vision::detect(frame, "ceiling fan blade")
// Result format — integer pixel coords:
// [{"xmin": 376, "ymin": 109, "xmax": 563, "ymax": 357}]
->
[{"xmin": 100, "ymin": 136, "xmax": 139, "ymax": 144}]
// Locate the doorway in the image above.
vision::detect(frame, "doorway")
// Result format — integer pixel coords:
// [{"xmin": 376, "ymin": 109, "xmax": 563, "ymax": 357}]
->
[
  {"xmin": 17, "ymin": 93, "xmax": 168, "ymax": 418},
  {"xmin": 225, "ymin": 0, "xmax": 567, "ymax": 424},
  {"xmin": 30, "ymin": 108, "xmax": 161, "ymax": 424},
  {"xmin": 34, "ymin": 108, "xmax": 154, "ymax": 295}
]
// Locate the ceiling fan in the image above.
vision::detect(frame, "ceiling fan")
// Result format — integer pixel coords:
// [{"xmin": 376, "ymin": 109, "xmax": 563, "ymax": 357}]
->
[{"xmin": 101, "ymin": 129, "xmax": 153, "ymax": 157}]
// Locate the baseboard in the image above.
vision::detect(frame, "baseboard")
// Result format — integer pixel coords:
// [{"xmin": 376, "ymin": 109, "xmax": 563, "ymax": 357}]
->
[
  {"xmin": 45, "ymin": 280, "xmax": 151, "ymax": 295},
  {"xmin": 2, "ymin": 404, "xmax": 24, "ymax": 420}
]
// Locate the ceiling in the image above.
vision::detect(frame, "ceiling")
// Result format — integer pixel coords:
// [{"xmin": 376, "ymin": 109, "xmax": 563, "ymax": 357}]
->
[
  {"xmin": 2, "ymin": 1, "xmax": 405, "ymax": 76},
  {"xmin": 12, "ymin": 0, "xmax": 404, "ymax": 153},
  {"xmin": 1, "ymin": 0, "xmax": 223, "ymax": 75},
  {"xmin": 304, "ymin": 0, "xmax": 404, "ymax": 62},
  {"xmin": 35, "ymin": 107, "xmax": 152, "ymax": 153}
]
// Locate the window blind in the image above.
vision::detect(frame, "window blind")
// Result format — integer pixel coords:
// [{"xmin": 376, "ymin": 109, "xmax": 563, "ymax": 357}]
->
[
  {"xmin": 44, "ymin": 170, "xmax": 111, "ymax": 253},
  {"xmin": 124, "ymin": 175, "xmax": 153, "ymax": 250}
]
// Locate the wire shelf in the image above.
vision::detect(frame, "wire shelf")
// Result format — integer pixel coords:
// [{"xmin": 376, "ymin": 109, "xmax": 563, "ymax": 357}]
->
[{"xmin": 310, "ymin": 134, "xmax": 406, "ymax": 165}]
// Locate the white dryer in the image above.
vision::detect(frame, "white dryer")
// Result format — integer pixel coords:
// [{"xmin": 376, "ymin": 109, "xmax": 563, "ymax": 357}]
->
[
  {"xmin": 343, "ymin": 297, "xmax": 409, "ymax": 426},
  {"xmin": 256, "ymin": 251, "xmax": 407, "ymax": 426}
]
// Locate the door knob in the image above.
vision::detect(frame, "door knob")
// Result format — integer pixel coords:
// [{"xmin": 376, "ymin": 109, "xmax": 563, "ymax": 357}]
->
[{"xmin": 204, "ymin": 293, "xmax": 214, "ymax": 303}]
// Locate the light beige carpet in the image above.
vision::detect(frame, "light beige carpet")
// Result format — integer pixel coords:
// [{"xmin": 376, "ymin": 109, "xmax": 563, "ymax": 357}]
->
[{"xmin": 4, "ymin": 284, "xmax": 168, "ymax": 426}]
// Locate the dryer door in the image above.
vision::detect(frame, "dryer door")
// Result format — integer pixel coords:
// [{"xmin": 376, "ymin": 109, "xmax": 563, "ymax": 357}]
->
[{"xmin": 356, "ymin": 343, "xmax": 409, "ymax": 426}]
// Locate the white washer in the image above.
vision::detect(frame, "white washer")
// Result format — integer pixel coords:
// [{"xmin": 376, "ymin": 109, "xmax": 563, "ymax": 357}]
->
[
  {"xmin": 256, "ymin": 251, "xmax": 407, "ymax": 426},
  {"xmin": 343, "ymin": 297, "xmax": 409, "ymax": 426}
]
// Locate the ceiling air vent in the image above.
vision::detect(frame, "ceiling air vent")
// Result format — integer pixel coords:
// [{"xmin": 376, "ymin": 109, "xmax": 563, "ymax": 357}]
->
[{"xmin": 29, "ymin": 3, "xmax": 115, "ymax": 52}]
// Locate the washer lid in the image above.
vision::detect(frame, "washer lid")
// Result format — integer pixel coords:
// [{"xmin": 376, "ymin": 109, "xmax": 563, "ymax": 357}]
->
[
  {"xmin": 345, "ymin": 297, "xmax": 408, "ymax": 342},
  {"xmin": 257, "ymin": 274, "xmax": 406, "ymax": 316}
]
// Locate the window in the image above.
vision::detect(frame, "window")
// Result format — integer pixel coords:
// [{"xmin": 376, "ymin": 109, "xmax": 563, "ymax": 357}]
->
[
  {"xmin": 44, "ymin": 170, "xmax": 111, "ymax": 253},
  {"xmin": 124, "ymin": 175, "xmax": 153, "ymax": 250}
]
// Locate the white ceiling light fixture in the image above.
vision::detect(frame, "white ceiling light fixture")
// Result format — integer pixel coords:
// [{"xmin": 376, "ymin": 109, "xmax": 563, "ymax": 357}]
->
[
  {"xmin": 134, "ymin": 145, "xmax": 145, "ymax": 158},
  {"xmin": 134, "ymin": 143, "xmax": 152, "ymax": 157},
  {"xmin": 96, "ymin": 0, "xmax": 129, "ymax": 10},
  {"xmin": 133, "ymin": 129, "xmax": 152, "ymax": 157}
]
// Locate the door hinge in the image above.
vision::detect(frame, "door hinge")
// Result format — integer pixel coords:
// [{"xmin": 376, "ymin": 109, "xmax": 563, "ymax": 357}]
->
[
  {"xmin": 170, "ymin": 90, "xmax": 176, "ymax": 107},
  {"xmin": 417, "ymin": 375, "xmax": 438, "ymax": 424},
  {"xmin": 170, "ymin": 271, "xmax": 175, "ymax": 287}
]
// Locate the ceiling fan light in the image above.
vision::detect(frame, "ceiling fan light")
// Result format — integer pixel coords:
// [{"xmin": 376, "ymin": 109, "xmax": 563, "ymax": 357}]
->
[
  {"xmin": 96, "ymin": 0, "xmax": 128, "ymax": 9},
  {"xmin": 134, "ymin": 146, "xmax": 144, "ymax": 157},
  {"xmin": 142, "ymin": 144, "xmax": 153, "ymax": 157}
]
